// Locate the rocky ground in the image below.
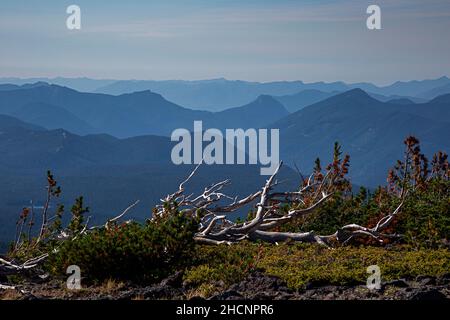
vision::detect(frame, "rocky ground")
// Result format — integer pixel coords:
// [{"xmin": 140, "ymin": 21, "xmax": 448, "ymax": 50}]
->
[
  {"xmin": 210, "ymin": 272, "xmax": 450, "ymax": 300},
  {"xmin": 1, "ymin": 271, "xmax": 449, "ymax": 300}
]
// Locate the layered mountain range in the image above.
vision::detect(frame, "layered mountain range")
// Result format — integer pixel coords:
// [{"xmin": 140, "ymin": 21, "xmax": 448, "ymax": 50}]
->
[
  {"xmin": 0, "ymin": 77, "xmax": 449, "ymax": 246},
  {"xmin": 2, "ymin": 76, "xmax": 449, "ymax": 110},
  {"xmin": 0, "ymin": 83, "xmax": 288, "ymax": 137}
]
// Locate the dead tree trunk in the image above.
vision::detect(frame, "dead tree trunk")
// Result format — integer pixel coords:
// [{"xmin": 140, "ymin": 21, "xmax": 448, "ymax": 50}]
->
[{"xmin": 154, "ymin": 161, "xmax": 404, "ymax": 246}]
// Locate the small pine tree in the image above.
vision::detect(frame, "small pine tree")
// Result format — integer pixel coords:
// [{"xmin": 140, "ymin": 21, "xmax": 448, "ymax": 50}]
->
[{"xmin": 68, "ymin": 196, "xmax": 89, "ymax": 234}]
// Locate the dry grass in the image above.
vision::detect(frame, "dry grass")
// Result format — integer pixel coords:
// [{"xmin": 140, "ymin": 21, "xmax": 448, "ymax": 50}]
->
[
  {"xmin": 185, "ymin": 283, "xmax": 222, "ymax": 299},
  {"xmin": 0, "ymin": 288, "xmax": 22, "ymax": 300},
  {"xmin": 100, "ymin": 279, "xmax": 125, "ymax": 294}
]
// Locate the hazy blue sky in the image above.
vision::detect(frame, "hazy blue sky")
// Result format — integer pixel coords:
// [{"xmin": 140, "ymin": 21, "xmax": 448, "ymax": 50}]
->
[{"xmin": 1, "ymin": 0, "xmax": 449, "ymax": 84}]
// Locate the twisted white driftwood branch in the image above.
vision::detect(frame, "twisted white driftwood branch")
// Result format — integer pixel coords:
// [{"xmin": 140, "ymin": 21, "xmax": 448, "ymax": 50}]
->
[{"xmin": 156, "ymin": 161, "xmax": 404, "ymax": 246}]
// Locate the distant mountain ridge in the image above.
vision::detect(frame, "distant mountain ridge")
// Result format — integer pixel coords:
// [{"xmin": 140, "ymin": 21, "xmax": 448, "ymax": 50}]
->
[
  {"xmin": 0, "ymin": 83, "xmax": 288, "ymax": 138},
  {"xmin": 0, "ymin": 77, "xmax": 116, "ymax": 92},
  {"xmin": 3, "ymin": 76, "xmax": 448, "ymax": 111},
  {"xmin": 93, "ymin": 77, "xmax": 449, "ymax": 110},
  {"xmin": 348, "ymin": 76, "xmax": 450, "ymax": 97},
  {"xmin": 11, "ymin": 102, "xmax": 96, "ymax": 135},
  {"xmin": 2, "ymin": 84, "xmax": 441, "ymax": 187},
  {"xmin": 1, "ymin": 83, "xmax": 448, "ymax": 187},
  {"xmin": 92, "ymin": 78, "xmax": 349, "ymax": 110},
  {"xmin": 272, "ymin": 89, "xmax": 450, "ymax": 186},
  {"xmin": 273, "ymin": 89, "xmax": 428, "ymax": 113},
  {"xmin": 418, "ymin": 83, "xmax": 450, "ymax": 99},
  {"xmin": 273, "ymin": 90, "xmax": 339, "ymax": 113}
]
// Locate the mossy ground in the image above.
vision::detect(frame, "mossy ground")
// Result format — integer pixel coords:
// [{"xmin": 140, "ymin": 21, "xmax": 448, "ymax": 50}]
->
[{"xmin": 184, "ymin": 243, "xmax": 450, "ymax": 291}]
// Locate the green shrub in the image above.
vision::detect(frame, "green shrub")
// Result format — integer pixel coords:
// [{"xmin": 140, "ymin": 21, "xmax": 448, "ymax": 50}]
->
[
  {"xmin": 280, "ymin": 179, "xmax": 449, "ymax": 248},
  {"xmin": 47, "ymin": 211, "xmax": 198, "ymax": 284},
  {"xmin": 399, "ymin": 179, "xmax": 450, "ymax": 248}
]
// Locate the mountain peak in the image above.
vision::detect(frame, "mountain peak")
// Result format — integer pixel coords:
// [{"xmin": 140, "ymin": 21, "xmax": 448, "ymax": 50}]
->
[
  {"xmin": 429, "ymin": 93, "xmax": 450, "ymax": 104},
  {"xmin": 252, "ymin": 95, "xmax": 288, "ymax": 113},
  {"xmin": 344, "ymin": 88, "xmax": 369, "ymax": 96},
  {"xmin": 22, "ymin": 81, "xmax": 50, "ymax": 88},
  {"xmin": 219, "ymin": 94, "xmax": 289, "ymax": 118},
  {"xmin": 3, "ymin": 81, "xmax": 51, "ymax": 90},
  {"xmin": 34, "ymin": 81, "xmax": 49, "ymax": 86},
  {"xmin": 336, "ymin": 88, "xmax": 374, "ymax": 101},
  {"xmin": 118, "ymin": 89, "xmax": 166, "ymax": 100},
  {"xmin": 255, "ymin": 94, "xmax": 277, "ymax": 103}
]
